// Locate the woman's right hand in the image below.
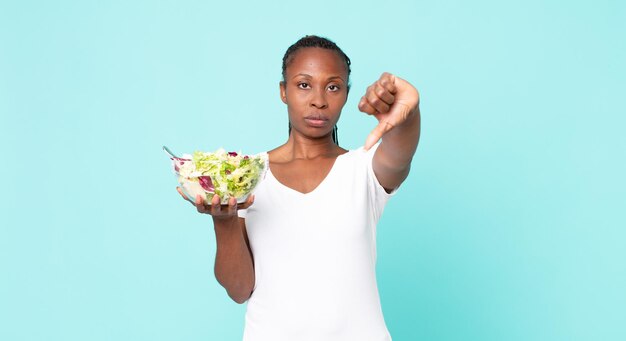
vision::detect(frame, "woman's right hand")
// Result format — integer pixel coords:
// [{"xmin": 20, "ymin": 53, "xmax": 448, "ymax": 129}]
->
[{"xmin": 176, "ymin": 187, "xmax": 254, "ymax": 219}]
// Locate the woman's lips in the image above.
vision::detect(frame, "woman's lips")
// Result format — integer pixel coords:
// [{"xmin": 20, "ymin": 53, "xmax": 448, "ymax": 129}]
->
[{"xmin": 304, "ymin": 115, "xmax": 328, "ymax": 128}]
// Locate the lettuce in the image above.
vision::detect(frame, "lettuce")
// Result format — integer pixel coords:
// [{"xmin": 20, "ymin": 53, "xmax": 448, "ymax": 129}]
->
[{"xmin": 172, "ymin": 148, "xmax": 267, "ymax": 204}]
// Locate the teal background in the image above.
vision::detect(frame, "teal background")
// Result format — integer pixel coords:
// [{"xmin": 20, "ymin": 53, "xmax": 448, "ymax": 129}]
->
[{"xmin": 1, "ymin": 0, "xmax": 625, "ymax": 340}]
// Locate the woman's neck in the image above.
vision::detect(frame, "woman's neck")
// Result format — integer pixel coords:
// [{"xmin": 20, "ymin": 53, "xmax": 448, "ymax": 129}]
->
[{"xmin": 279, "ymin": 133, "xmax": 343, "ymax": 160}]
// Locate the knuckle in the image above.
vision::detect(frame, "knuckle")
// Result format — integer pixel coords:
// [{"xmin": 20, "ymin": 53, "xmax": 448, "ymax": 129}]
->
[{"xmin": 369, "ymin": 95, "xmax": 381, "ymax": 106}]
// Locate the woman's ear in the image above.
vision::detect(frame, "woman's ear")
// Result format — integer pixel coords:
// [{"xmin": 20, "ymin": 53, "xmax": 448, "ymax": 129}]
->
[{"xmin": 279, "ymin": 81, "xmax": 287, "ymax": 104}]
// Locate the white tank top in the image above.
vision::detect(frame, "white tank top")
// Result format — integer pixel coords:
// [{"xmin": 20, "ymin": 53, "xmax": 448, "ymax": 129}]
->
[{"xmin": 238, "ymin": 143, "xmax": 396, "ymax": 341}]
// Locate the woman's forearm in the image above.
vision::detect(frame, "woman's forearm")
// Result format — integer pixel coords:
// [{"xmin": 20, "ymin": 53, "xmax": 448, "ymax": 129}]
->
[
  {"xmin": 213, "ymin": 217, "xmax": 255, "ymax": 304},
  {"xmin": 374, "ymin": 106, "xmax": 421, "ymax": 190},
  {"xmin": 379, "ymin": 105, "xmax": 421, "ymax": 168}
]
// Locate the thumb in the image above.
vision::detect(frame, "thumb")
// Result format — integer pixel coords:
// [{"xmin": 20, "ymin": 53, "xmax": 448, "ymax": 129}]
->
[{"xmin": 364, "ymin": 121, "xmax": 394, "ymax": 151}]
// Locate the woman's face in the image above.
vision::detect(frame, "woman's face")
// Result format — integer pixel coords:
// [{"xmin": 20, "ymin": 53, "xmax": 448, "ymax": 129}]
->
[{"xmin": 280, "ymin": 47, "xmax": 349, "ymax": 141}]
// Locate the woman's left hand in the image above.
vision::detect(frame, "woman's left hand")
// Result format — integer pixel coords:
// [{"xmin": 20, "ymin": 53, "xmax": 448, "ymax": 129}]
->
[{"xmin": 358, "ymin": 72, "xmax": 420, "ymax": 150}]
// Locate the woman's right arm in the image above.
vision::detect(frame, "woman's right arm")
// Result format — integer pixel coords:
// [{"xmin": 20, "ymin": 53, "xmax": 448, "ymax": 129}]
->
[
  {"xmin": 177, "ymin": 188, "xmax": 255, "ymax": 304},
  {"xmin": 212, "ymin": 216, "xmax": 255, "ymax": 304}
]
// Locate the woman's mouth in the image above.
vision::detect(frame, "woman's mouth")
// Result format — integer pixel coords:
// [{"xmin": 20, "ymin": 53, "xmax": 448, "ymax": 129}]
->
[{"xmin": 304, "ymin": 115, "xmax": 328, "ymax": 128}]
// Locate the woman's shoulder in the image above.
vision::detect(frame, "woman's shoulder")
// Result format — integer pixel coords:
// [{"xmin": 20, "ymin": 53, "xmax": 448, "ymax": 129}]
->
[{"xmin": 266, "ymin": 145, "xmax": 287, "ymax": 164}]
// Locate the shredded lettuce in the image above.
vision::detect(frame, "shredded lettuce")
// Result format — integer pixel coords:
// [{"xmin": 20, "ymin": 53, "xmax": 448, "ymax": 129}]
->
[{"xmin": 173, "ymin": 148, "xmax": 267, "ymax": 203}]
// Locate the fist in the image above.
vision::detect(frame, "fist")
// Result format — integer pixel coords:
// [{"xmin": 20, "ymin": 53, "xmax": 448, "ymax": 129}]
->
[{"xmin": 358, "ymin": 72, "xmax": 419, "ymax": 150}]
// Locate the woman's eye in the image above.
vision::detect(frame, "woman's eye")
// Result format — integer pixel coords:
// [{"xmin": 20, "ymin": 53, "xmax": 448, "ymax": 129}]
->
[
  {"xmin": 298, "ymin": 83, "xmax": 310, "ymax": 89},
  {"xmin": 328, "ymin": 85, "xmax": 340, "ymax": 92}
]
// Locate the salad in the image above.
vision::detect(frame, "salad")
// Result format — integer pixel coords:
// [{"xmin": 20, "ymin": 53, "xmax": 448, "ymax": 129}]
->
[{"xmin": 168, "ymin": 147, "xmax": 268, "ymax": 204}]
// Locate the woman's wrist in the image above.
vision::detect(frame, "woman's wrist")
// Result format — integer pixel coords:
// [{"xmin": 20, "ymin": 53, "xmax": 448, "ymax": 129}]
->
[{"xmin": 213, "ymin": 215, "xmax": 240, "ymax": 232}]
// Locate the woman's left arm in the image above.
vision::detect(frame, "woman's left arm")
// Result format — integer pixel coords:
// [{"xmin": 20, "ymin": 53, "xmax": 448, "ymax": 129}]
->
[{"xmin": 358, "ymin": 72, "xmax": 421, "ymax": 192}]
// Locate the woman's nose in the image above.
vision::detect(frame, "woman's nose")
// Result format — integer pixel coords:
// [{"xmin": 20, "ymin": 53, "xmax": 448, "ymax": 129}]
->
[{"xmin": 310, "ymin": 89, "xmax": 328, "ymax": 109}]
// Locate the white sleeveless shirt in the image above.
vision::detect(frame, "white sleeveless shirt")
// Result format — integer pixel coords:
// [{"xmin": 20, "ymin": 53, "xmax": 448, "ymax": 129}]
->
[{"xmin": 238, "ymin": 143, "xmax": 396, "ymax": 341}]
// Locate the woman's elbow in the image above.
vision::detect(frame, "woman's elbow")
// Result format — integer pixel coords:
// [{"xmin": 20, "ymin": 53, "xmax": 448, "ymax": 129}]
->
[{"xmin": 229, "ymin": 289, "xmax": 253, "ymax": 304}]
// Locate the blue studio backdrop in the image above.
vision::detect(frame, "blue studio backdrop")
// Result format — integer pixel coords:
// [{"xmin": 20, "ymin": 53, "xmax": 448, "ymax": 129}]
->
[{"xmin": 1, "ymin": 0, "xmax": 625, "ymax": 340}]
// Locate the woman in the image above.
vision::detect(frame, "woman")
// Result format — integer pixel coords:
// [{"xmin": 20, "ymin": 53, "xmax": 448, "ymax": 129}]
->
[{"xmin": 177, "ymin": 35, "xmax": 420, "ymax": 341}]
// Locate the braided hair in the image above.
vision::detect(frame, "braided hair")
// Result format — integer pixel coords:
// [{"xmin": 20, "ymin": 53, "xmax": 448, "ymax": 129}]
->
[{"xmin": 282, "ymin": 35, "xmax": 351, "ymax": 145}]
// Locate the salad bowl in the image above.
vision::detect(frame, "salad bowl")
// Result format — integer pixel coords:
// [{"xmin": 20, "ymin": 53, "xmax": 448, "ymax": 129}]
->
[{"xmin": 165, "ymin": 146, "xmax": 268, "ymax": 205}]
